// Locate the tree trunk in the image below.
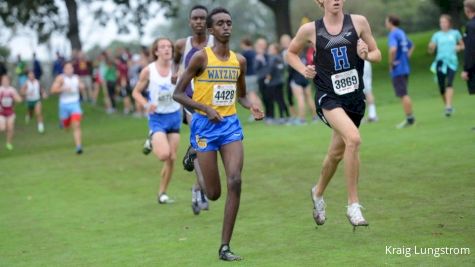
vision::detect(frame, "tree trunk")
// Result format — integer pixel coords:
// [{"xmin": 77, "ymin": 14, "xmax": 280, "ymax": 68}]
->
[
  {"xmin": 259, "ymin": 0, "xmax": 291, "ymax": 37},
  {"xmin": 65, "ymin": 0, "xmax": 82, "ymax": 51}
]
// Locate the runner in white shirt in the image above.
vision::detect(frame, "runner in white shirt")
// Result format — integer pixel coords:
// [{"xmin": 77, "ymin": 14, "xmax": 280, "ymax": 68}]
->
[
  {"xmin": 50, "ymin": 62, "xmax": 85, "ymax": 154},
  {"xmin": 132, "ymin": 38, "xmax": 182, "ymax": 204},
  {"xmin": 21, "ymin": 70, "xmax": 46, "ymax": 133}
]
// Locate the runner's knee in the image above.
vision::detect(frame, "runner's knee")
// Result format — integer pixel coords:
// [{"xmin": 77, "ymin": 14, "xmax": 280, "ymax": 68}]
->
[
  {"xmin": 344, "ymin": 132, "xmax": 361, "ymax": 149},
  {"xmin": 228, "ymin": 174, "xmax": 242, "ymax": 193},
  {"xmin": 206, "ymin": 187, "xmax": 221, "ymax": 201}
]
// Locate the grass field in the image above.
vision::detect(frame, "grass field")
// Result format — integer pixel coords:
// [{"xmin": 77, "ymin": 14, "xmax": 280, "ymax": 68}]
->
[{"xmin": 1, "ymin": 32, "xmax": 474, "ymax": 266}]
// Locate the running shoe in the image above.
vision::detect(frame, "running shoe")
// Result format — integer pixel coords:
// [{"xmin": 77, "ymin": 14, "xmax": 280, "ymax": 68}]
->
[
  {"xmin": 191, "ymin": 188, "xmax": 201, "ymax": 215},
  {"xmin": 158, "ymin": 193, "xmax": 173, "ymax": 204},
  {"xmin": 219, "ymin": 245, "xmax": 242, "ymax": 261},
  {"xmin": 5, "ymin": 143, "xmax": 13, "ymax": 151},
  {"xmin": 182, "ymin": 145, "xmax": 196, "ymax": 172},
  {"xmin": 396, "ymin": 120, "xmax": 414, "ymax": 129},
  {"xmin": 198, "ymin": 190, "xmax": 209, "ymax": 211},
  {"xmin": 346, "ymin": 203, "xmax": 368, "ymax": 230},
  {"xmin": 445, "ymin": 107, "xmax": 453, "ymax": 117},
  {"xmin": 311, "ymin": 186, "xmax": 326, "ymax": 225},
  {"xmin": 143, "ymin": 138, "xmax": 152, "ymax": 155}
]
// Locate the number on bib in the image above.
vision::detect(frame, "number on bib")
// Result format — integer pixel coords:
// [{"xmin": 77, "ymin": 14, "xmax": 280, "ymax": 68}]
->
[
  {"xmin": 1, "ymin": 97, "xmax": 13, "ymax": 107},
  {"xmin": 331, "ymin": 69, "xmax": 359, "ymax": 95},
  {"xmin": 212, "ymin": 84, "xmax": 236, "ymax": 106},
  {"xmin": 157, "ymin": 91, "xmax": 173, "ymax": 105}
]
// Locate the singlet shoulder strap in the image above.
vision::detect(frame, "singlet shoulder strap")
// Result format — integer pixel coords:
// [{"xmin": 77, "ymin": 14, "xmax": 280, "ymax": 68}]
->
[
  {"xmin": 184, "ymin": 37, "xmax": 193, "ymax": 52},
  {"xmin": 207, "ymin": 35, "xmax": 214, "ymax": 46}
]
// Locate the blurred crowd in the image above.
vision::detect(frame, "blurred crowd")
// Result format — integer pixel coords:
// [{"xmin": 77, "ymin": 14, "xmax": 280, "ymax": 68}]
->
[{"xmin": 0, "ymin": 34, "xmax": 324, "ymax": 125}]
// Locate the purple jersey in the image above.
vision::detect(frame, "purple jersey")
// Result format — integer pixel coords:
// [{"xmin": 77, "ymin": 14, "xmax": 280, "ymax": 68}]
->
[
  {"xmin": 182, "ymin": 36, "xmax": 214, "ymax": 97},
  {"xmin": 184, "ymin": 46, "xmax": 200, "ymax": 97}
]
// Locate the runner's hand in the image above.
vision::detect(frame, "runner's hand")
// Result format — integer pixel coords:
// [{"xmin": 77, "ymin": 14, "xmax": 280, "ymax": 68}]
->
[
  {"xmin": 171, "ymin": 74, "xmax": 178, "ymax": 85},
  {"xmin": 250, "ymin": 104, "xmax": 264, "ymax": 121},
  {"xmin": 205, "ymin": 107, "xmax": 223, "ymax": 123},
  {"xmin": 461, "ymin": 71, "xmax": 469, "ymax": 81},
  {"xmin": 357, "ymin": 39, "xmax": 368, "ymax": 60},
  {"xmin": 144, "ymin": 103, "xmax": 157, "ymax": 113},
  {"xmin": 304, "ymin": 65, "xmax": 316, "ymax": 79}
]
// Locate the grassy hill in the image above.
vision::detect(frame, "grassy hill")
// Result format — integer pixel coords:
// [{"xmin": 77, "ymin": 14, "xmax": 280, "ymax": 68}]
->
[{"xmin": 0, "ymin": 32, "xmax": 474, "ymax": 266}]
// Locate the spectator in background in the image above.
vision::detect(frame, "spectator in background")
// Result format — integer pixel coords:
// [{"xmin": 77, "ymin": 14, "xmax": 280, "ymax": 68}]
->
[
  {"xmin": 288, "ymin": 45, "xmax": 318, "ymax": 125},
  {"xmin": 52, "ymin": 52, "xmax": 65, "ymax": 78},
  {"xmin": 265, "ymin": 43, "xmax": 289, "ymax": 124},
  {"xmin": 363, "ymin": 60, "xmax": 378, "ymax": 122},
  {"xmin": 134, "ymin": 46, "xmax": 151, "ymax": 117},
  {"xmin": 255, "ymin": 38, "xmax": 273, "ymax": 123},
  {"xmin": 0, "ymin": 57, "xmax": 7, "ymax": 79},
  {"xmin": 129, "ymin": 54, "xmax": 143, "ymax": 118},
  {"xmin": 104, "ymin": 57, "xmax": 118, "ymax": 113},
  {"xmin": 428, "ymin": 14, "xmax": 464, "ymax": 117},
  {"xmin": 240, "ymin": 37, "xmax": 263, "ymax": 122},
  {"xmin": 280, "ymin": 34, "xmax": 297, "ymax": 120},
  {"xmin": 32, "ymin": 53, "xmax": 42, "ymax": 81},
  {"xmin": 15, "ymin": 55, "xmax": 28, "ymax": 88},
  {"xmin": 117, "ymin": 56, "xmax": 132, "ymax": 114},
  {"xmin": 74, "ymin": 51, "xmax": 94, "ymax": 103},
  {"xmin": 386, "ymin": 15, "xmax": 416, "ymax": 128}
]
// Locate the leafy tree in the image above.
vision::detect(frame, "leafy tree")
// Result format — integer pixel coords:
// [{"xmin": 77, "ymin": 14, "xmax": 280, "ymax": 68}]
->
[
  {"xmin": 431, "ymin": 0, "xmax": 465, "ymax": 27},
  {"xmin": 153, "ymin": 0, "xmax": 275, "ymax": 48},
  {"xmin": 0, "ymin": 45, "xmax": 10, "ymax": 60},
  {"xmin": 0, "ymin": 0, "xmax": 178, "ymax": 51},
  {"xmin": 259, "ymin": 0, "xmax": 291, "ymax": 37}
]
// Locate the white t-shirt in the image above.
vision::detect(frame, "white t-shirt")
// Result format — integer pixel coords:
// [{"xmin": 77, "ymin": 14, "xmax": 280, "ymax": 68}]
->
[
  {"xmin": 60, "ymin": 75, "xmax": 80, "ymax": 104},
  {"xmin": 25, "ymin": 80, "xmax": 41, "ymax": 101},
  {"xmin": 147, "ymin": 62, "xmax": 181, "ymax": 114}
]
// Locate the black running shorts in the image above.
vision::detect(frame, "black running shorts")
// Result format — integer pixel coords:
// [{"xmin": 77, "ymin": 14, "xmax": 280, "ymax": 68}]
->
[{"xmin": 315, "ymin": 90, "xmax": 365, "ymax": 128}]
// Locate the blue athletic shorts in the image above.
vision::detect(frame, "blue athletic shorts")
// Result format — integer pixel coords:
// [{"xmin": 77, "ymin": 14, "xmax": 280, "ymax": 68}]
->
[
  {"xmin": 59, "ymin": 102, "xmax": 82, "ymax": 128},
  {"xmin": 190, "ymin": 113, "xmax": 243, "ymax": 152},
  {"xmin": 148, "ymin": 110, "xmax": 181, "ymax": 134},
  {"xmin": 59, "ymin": 102, "xmax": 82, "ymax": 120}
]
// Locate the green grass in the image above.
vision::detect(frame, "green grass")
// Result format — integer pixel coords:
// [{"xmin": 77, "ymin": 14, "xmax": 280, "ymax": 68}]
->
[{"xmin": 1, "ymin": 32, "xmax": 474, "ymax": 266}]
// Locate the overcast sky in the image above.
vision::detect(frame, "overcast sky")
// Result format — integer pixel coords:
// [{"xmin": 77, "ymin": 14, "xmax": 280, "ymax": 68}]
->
[{"xmin": 3, "ymin": 0, "xmax": 165, "ymax": 62}]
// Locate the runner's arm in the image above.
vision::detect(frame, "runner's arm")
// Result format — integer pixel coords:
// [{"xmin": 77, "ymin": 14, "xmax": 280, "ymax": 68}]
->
[
  {"xmin": 236, "ymin": 54, "xmax": 264, "ymax": 120},
  {"xmin": 132, "ymin": 67, "xmax": 155, "ymax": 112},
  {"xmin": 173, "ymin": 51, "xmax": 209, "ymax": 113},
  {"xmin": 50, "ymin": 76, "xmax": 64, "ymax": 94},
  {"xmin": 356, "ymin": 15, "xmax": 381, "ymax": 63},
  {"xmin": 12, "ymin": 88, "xmax": 22, "ymax": 103},
  {"xmin": 285, "ymin": 22, "xmax": 317, "ymax": 79}
]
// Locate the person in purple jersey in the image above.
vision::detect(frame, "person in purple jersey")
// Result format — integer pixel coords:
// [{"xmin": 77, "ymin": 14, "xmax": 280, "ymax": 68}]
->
[{"xmin": 176, "ymin": 5, "xmax": 215, "ymax": 215}]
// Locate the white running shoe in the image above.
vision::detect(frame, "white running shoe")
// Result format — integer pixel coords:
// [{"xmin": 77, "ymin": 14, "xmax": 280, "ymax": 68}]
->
[
  {"xmin": 346, "ymin": 203, "xmax": 368, "ymax": 228},
  {"xmin": 143, "ymin": 138, "xmax": 152, "ymax": 155},
  {"xmin": 311, "ymin": 186, "xmax": 326, "ymax": 225},
  {"xmin": 158, "ymin": 193, "xmax": 174, "ymax": 204},
  {"xmin": 38, "ymin": 123, "xmax": 45, "ymax": 134},
  {"xmin": 396, "ymin": 120, "xmax": 415, "ymax": 129},
  {"xmin": 198, "ymin": 190, "xmax": 209, "ymax": 210},
  {"xmin": 191, "ymin": 188, "xmax": 201, "ymax": 215}
]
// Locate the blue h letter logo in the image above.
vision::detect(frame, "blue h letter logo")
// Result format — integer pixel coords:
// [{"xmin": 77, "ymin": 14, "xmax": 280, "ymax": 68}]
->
[{"xmin": 331, "ymin": 47, "xmax": 350, "ymax": 71}]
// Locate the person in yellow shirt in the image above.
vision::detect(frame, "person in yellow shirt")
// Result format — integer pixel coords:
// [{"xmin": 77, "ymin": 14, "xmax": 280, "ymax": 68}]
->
[{"xmin": 173, "ymin": 7, "xmax": 263, "ymax": 261}]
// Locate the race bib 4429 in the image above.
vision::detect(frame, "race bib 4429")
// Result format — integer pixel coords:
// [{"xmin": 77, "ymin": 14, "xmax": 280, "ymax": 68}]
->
[
  {"xmin": 331, "ymin": 69, "xmax": 359, "ymax": 95},
  {"xmin": 212, "ymin": 84, "xmax": 236, "ymax": 106}
]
